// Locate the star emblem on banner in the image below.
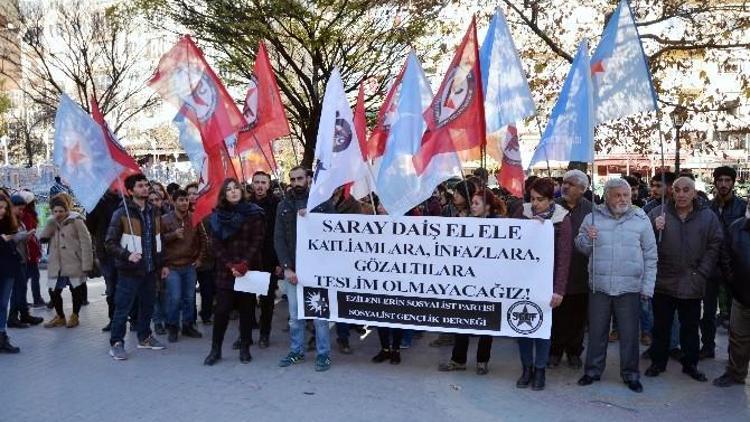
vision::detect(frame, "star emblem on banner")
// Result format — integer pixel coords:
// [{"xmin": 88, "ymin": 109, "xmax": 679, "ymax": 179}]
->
[
  {"xmin": 512, "ymin": 305, "xmax": 538, "ymax": 329},
  {"xmin": 65, "ymin": 141, "xmax": 88, "ymax": 167},
  {"xmin": 591, "ymin": 60, "xmax": 605, "ymax": 76}
]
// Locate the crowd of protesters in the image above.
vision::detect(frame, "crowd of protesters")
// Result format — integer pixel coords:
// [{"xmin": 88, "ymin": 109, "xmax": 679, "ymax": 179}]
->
[{"xmin": 1, "ymin": 164, "xmax": 749, "ymax": 393}]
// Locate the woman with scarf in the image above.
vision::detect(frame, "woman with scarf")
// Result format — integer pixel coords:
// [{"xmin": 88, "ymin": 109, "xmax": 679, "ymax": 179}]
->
[
  {"xmin": 438, "ymin": 188, "xmax": 507, "ymax": 375},
  {"xmin": 514, "ymin": 177, "xmax": 572, "ymax": 390},
  {"xmin": 204, "ymin": 178, "xmax": 265, "ymax": 366}
]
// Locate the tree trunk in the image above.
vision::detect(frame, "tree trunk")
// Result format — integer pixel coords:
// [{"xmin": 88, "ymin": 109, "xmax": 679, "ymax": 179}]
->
[{"xmin": 24, "ymin": 131, "xmax": 33, "ymax": 168}]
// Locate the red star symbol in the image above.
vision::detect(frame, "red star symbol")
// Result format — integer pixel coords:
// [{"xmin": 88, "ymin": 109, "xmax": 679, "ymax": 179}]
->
[
  {"xmin": 65, "ymin": 141, "xmax": 88, "ymax": 166},
  {"xmin": 591, "ymin": 60, "xmax": 605, "ymax": 75}
]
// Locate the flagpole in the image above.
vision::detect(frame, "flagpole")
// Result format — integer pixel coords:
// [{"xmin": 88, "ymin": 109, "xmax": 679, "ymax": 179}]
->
[
  {"xmin": 533, "ymin": 116, "xmax": 552, "ymax": 176},
  {"xmin": 656, "ymin": 110, "xmax": 667, "ymax": 243},
  {"xmin": 235, "ymin": 152, "xmax": 248, "ymax": 184}
]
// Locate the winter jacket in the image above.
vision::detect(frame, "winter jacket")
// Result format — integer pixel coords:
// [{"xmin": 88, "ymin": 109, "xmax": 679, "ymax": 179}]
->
[
  {"xmin": 251, "ymin": 194, "xmax": 280, "ymax": 272},
  {"xmin": 86, "ymin": 191, "xmax": 121, "ymax": 260},
  {"xmin": 161, "ymin": 210, "xmax": 204, "ymax": 268},
  {"xmin": 39, "ymin": 212, "xmax": 93, "ymax": 288},
  {"xmin": 555, "ymin": 197, "xmax": 593, "ymax": 294},
  {"xmin": 516, "ymin": 203, "xmax": 572, "ymax": 295},
  {"xmin": 648, "ymin": 200, "xmax": 723, "ymax": 299},
  {"xmin": 274, "ymin": 190, "xmax": 334, "ymax": 271},
  {"xmin": 210, "ymin": 205, "xmax": 265, "ymax": 290},
  {"xmin": 105, "ymin": 199, "xmax": 163, "ymax": 278},
  {"xmin": 20, "ymin": 208, "xmax": 41, "ymax": 264},
  {"xmin": 575, "ymin": 205, "xmax": 657, "ymax": 297},
  {"xmin": 709, "ymin": 194, "xmax": 748, "ymax": 280},
  {"xmin": 0, "ymin": 235, "xmax": 21, "ymax": 278},
  {"xmin": 721, "ymin": 217, "xmax": 750, "ymax": 307}
]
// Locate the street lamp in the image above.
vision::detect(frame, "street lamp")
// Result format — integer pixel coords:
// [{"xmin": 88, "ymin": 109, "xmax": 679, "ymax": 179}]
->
[{"xmin": 670, "ymin": 106, "xmax": 688, "ymax": 173}]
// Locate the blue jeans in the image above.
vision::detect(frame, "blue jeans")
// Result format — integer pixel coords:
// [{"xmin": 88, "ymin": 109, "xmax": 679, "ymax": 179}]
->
[
  {"xmin": 10, "ymin": 264, "xmax": 28, "ymax": 315},
  {"xmin": 0, "ymin": 276, "xmax": 14, "ymax": 331},
  {"xmin": 285, "ymin": 281, "xmax": 330, "ymax": 357},
  {"xmin": 518, "ymin": 338, "xmax": 552, "ymax": 369},
  {"xmin": 640, "ymin": 296, "xmax": 653, "ymax": 335},
  {"xmin": 164, "ymin": 266, "xmax": 197, "ymax": 327},
  {"xmin": 110, "ymin": 272, "xmax": 156, "ymax": 345}
]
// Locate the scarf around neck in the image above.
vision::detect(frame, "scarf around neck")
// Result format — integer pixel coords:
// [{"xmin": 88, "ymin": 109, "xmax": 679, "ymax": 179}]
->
[
  {"xmin": 534, "ymin": 203, "xmax": 556, "ymax": 220},
  {"xmin": 209, "ymin": 201, "xmax": 264, "ymax": 240}
]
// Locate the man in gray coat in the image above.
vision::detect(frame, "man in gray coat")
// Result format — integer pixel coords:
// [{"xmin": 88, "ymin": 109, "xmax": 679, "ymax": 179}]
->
[
  {"xmin": 575, "ymin": 178, "xmax": 657, "ymax": 393},
  {"xmin": 645, "ymin": 177, "xmax": 723, "ymax": 382}
]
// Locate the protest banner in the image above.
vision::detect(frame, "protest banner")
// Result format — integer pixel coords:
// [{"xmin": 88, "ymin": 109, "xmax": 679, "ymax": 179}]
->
[{"xmin": 296, "ymin": 214, "xmax": 554, "ymax": 339}]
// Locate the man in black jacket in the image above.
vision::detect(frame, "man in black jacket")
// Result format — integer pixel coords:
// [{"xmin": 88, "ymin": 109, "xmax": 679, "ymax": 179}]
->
[
  {"xmin": 701, "ymin": 166, "xmax": 748, "ymax": 358},
  {"xmin": 105, "ymin": 174, "xmax": 167, "ymax": 360},
  {"xmin": 714, "ymin": 197, "xmax": 750, "ymax": 387}
]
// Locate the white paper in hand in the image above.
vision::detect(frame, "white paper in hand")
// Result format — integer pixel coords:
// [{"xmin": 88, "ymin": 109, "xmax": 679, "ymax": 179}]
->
[{"xmin": 234, "ymin": 271, "xmax": 272, "ymax": 295}]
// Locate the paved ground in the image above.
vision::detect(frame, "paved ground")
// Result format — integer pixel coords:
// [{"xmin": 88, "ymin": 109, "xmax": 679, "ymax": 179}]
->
[{"xmin": 2, "ymin": 274, "xmax": 749, "ymax": 422}]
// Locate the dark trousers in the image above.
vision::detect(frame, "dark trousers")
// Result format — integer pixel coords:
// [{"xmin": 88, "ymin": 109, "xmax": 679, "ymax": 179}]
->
[
  {"xmin": 550, "ymin": 293, "xmax": 588, "ymax": 358},
  {"xmin": 50, "ymin": 278, "xmax": 85, "ymax": 317},
  {"xmin": 27, "ymin": 262, "xmax": 43, "ymax": 304},
  {"xmin": 377, "ymin": 327, "xmax": 403, "ymax": 350},
  {"xmin": 110, "ymin": 272, "xmax": 156, "ymax": 345},
  {"xmin": 727, "ymin": 299, "xmax": 750, "ymax": 381},
  {"xmin": 584, "ymin": 292, "xmax": 641, "ymax": 381},
  {"xmin": 249, "ymin": 277, "xmax": 277, "ymax": 337},
  {"xmin": 451, "ymin": 334, "xmax": 493, "ymax": 364},
  {"xmin": 102, "ymin": 258, "xmax": 137, "ymax": 323},
  {"xmin": 197, "ymin": 268, "xmax": 215, "ymax": 322},
  {"xmin": 700, "ymin": 277, "xmax": 719, "ymax": 351},
  {"xmin": 212, "ymin": 289, "xmax": 254, "ymax": 346},
  {"xmin": 9, "ymin": 264, "xmax": 29, "ymax": 316},
  {"xmin": 651, "ymin": 293, "xmax": 701, "ymax": 369}
]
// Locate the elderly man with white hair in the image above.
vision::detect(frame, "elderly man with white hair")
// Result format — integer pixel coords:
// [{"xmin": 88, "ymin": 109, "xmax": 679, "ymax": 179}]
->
[
  {"xmin": 575, "ymin": 178, "xmax": 657, "ymax": 393},
  {"xmin": 645, "ymin": 176, "xmax": 723, "ymax": 382},
  {"xmin": 548, "ymin": 170, "xmax": 593, "ymax": 369}
]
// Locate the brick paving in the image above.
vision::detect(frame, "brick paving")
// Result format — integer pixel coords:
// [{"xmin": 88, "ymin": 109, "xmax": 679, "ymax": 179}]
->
[{"xmin": 1, "ymin": 274, "xmax": 748, "ymax": 422}]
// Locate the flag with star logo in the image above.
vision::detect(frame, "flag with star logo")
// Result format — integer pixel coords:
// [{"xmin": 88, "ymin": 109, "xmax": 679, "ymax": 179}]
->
[
  {"xmin": 413, "ymin": 17, "xmax": 486, "ymax": 174},
  {"xmin": 235, "ymin": 41, "xmax": 290, "ymax": 173},
  {"xmin": 53, "ymin": 94, "xmax": 124, "ymax": 210},
  {"xmin": 591, "ymin": 0, "xmax": 658, "ymax": 123},
  {"xmin": 307, "ymin": 68, "xmax": 370, "ymax": 211}
]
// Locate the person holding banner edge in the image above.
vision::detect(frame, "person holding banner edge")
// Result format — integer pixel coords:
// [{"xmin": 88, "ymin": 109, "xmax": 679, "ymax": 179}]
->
[{"xmin": 513, "ymin": 177, "xmax": 572, "ymax": 391}]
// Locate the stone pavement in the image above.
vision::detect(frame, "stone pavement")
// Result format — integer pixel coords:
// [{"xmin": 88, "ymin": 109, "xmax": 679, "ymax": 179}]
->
[{"xmin": 1, "ymin": 275, "xmax": 748, "ymax": 422}]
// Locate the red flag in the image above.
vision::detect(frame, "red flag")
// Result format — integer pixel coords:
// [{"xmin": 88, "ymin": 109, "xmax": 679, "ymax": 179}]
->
[
  {"xmin": 149, "ymin": 36, "xmax": 244, "ymax": 150},
  {"xmin": 89, "ymin": 97, "xmax": 140, "ymax": 191},
  {"xmin": 354, "ymin": 82, "xmax": 368, "ymax": 161},
  {"xmin": 193, "ymin": 144, "xmax": 238, "ymax": 226},
  {"xmin": 498, "ymin": 125, "xmax": 524, "ymax": 197},
  {"xmin": 368, "ymin": 62, "xmax": 407, "ymax": 160},
  {"xmin": 413, "ymin": 17, "xmax": 486, "ymax": 174},
  {"xmin": 236, "ymin": 41, "xmax": 290, "ymax": 172}
]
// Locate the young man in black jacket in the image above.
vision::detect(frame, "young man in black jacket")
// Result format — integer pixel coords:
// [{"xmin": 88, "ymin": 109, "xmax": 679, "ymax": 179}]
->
[{"xmin": 105, "ymin": 174, "xmax": 167, "ymax": 360}]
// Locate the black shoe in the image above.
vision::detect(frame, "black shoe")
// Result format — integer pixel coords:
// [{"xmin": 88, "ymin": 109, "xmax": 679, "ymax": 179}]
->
[
  {"xmin": 239, "ymin": 342, "xmax": 252, "ymax": 364},
  {"xmin": 699, "ymin": 347, "xmax": 715, "ymax": 360},
  {"xmin": 390, "ymin": 350, "xmax": 401, "ymax": 365},
  {"xmin": 0, "ymin": 332, "xmax": 20, "ymax": 353},
  {"xmin": 516, "ymin": 366, "xmax": 534, "ymax": 389},
  {"xmin": 547, "ymin": 354, "xmax": 562, "ymax": 368},
  {"xmin": 19, "ymin": 313, "xmax": 43, "ymax": 326},
  {"xmin": 644, "ymin": 364, "xmax": 664, "ymax": 377},
  {"xmin": 181, "ymin": 324, "xmax": 203, "ymax": 339},
  {"xmin": 258, "ymin": 335, "xmax": 269, "ymax": 349},
  {"xmin": 204, "ymin": 344, "xmax": 222, "ymax": 366},
  {"xmin": 337, "ymin": 338, "xmax": 352, "ymax": 355},
  {"xmin": 531, "ymin": 368, "xmax": 546, "ymax": 391},
  {"xmin": 626, "ymin": 380, "xmax": 643, "ymax": 393},
  {"xmin": 568, "ymin": 355, "xmax": 583, "ymax": 369},
  {"xmin": 101, "ymin": 322, "xmax": 112, "ymax": 332},
  {"xmin": 82, "ymin": 300, "xmax": 90, "ymax": 306},
  {"xmin": 154, "ymin": 323, "xmax": 166, "ymax": 336},
  {"xmin": 7, "ymin": 315, "xmax": 29, "ymax": 329},
  {"xmin": 713, "ymin": 372, "xmax": 746, "ymax": 388},
  {"xmin": 682, "ymin": 365, "xmax": 708, "ymax": 382},
  {"xmin": 577, "ymin": 375, "xmax": 600, "ymax": 386},
  {"xmin": 372, "ymin": 349, "xmax": 391, "ymax": 363},
  {"xmin": 167, "ymin": 325, "xmax": 179, "ymax": 343}
]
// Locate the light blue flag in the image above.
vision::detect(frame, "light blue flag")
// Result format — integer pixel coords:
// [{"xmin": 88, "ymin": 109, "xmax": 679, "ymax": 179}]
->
[
  {"xmin": 376, "ymin": 51, "xmax": 460, "ymax": 216},
  {"xmin": 480, "ymin": 8, "xmax": 535, "ymax": 131},
  {"xmin": 173, "ymin": 112, "xmax": 207, "ymax": 171},
  {"xmin": 53, "ymin": 94, "xmax": 124, "ymax": 210},
  {"xmin": 591, "ymin": 0, "xmax": 658, "ymax": 123},
  {"xmin": 529, "ymin": 41, "xmax": 595, "ymax": 167}
]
